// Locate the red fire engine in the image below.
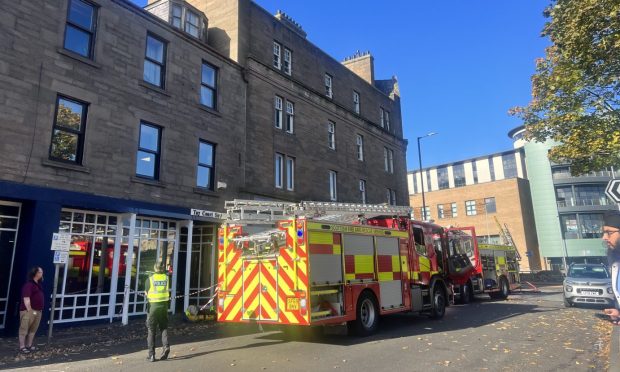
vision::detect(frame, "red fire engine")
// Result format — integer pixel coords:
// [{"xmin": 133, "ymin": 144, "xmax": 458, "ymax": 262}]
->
[
  {"xmin": 444, "ymin": 227, "xmax": 520, "ymax": 303},
  {"xmin": 217, "ymin": 200, "xmax": 453, "ymax": 336}
]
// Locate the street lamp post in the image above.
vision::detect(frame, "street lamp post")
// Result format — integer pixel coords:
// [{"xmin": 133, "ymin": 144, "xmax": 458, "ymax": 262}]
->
[{"xmin": 417, "ymin": 132, "xmax": 437, "ymax": 220}]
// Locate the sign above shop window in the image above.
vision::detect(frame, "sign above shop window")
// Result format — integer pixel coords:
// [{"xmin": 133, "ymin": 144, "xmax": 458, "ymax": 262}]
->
[
  {"xmin": 51, "ymin": 232, "xmax": 71, "ymax": 251},
  {"xmin": 191, "ymin": 209, "xmax": 223, "ymax": 219}
]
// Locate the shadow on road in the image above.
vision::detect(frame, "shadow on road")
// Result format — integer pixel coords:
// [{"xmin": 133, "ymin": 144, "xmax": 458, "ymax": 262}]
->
[
  {"xmin": 256, "ymin": 298, "xmax": 557, "ymax": 346},
  {"xmin": 0, "ymin": 296, "xmax": 561, "ymax": 369}
]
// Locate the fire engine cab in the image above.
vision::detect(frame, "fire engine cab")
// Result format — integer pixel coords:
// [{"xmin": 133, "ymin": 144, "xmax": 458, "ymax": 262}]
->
[
  {"xmin": 445, "ymin": 226, "xmax": 520, "ymax": 303},
  {"xmin": 217, "ymin": 200, "xmax": 453, "ymax": 336}
]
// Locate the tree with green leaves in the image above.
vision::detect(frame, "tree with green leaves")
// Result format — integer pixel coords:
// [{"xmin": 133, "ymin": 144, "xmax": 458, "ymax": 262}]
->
[{"xmin": 510, "ymin": 0, "xmax": 620, "ymax": 175}]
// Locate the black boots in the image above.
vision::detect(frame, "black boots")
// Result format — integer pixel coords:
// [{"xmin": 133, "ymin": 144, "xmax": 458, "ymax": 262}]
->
[
  {"xmin": 147, "ymin": 350, "xmax": 156, "ymax": 362},
  {"xmin": 160, "ymin": 346, "xmax": 170, "ymax": 361}
]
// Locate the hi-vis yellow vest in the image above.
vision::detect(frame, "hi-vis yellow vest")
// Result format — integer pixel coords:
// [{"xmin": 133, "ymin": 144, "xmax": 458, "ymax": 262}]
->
[{"xmin": 147, "ymin": 273, "xmax": 169, "ymax": 303}]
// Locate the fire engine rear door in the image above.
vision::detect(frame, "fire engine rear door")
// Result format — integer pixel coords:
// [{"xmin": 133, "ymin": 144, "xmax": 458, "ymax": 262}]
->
[{"xmin": 242, "ymin": 259, "xmax": 279, "ymax": 321}]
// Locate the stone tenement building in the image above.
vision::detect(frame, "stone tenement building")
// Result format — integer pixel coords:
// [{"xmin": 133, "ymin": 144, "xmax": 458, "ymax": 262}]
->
[{"xmin": 0, "ymin": 0, "xmax": 407, "ymax": 332}]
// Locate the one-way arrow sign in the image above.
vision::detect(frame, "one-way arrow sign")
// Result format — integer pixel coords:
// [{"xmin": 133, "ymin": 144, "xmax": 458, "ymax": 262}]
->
[{"xmin": 606, "ymin": 179, "xmax": 620, "ymax": 203}]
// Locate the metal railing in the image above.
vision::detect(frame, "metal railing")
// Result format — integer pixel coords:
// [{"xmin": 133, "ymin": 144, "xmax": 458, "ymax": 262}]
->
[
  {"xmin": 556, "ymin": 197, "xmax": 612, "ymax": 208},
  {"xmin": 552, "ymin": 170, "xmax": 618, "ymax": 180}
]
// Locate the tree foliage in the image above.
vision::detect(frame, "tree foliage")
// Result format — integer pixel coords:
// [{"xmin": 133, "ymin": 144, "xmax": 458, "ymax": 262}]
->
[
  {"xmin": 50, "ymin": 104, "xmax": 82, "ymax": 161},
  {"xmin": 510, "ymin": 0, "xmax": 620, "ymax": 175}
]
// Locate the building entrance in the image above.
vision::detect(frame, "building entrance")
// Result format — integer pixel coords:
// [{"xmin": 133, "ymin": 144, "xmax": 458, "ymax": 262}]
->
[{"xmin": 0, "ymin": 201, "xmax": 20, "ymax": 329}]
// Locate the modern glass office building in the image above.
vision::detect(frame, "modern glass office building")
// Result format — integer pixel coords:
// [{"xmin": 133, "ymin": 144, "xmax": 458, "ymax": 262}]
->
[{"xmin": 510, "ymin": 126, "xmax": 617, "ymax": 270}]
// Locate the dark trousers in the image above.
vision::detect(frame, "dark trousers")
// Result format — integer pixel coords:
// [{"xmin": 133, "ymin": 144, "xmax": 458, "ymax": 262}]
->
[{"xmin": 146, "ymin": 303, "xmax": 169, "ymax": 353}]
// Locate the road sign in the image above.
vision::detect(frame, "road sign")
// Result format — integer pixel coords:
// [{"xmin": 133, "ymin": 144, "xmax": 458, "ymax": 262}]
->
[
  {"xmin": 53, "ymin": 251, "xmax": 69, "ymax": 264},
  {"xmin": 51, "ymin": 232, "xmax": 71, "ymax": 251},
  {"xmin": 606, "ymin": 179, "xmax": 620, "ymax": 203}
]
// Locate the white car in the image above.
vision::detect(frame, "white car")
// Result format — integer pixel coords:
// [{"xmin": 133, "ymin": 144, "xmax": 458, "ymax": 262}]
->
[{"xmin": 563, "ymin": 263, "xmax": 616, "ymax": 307}]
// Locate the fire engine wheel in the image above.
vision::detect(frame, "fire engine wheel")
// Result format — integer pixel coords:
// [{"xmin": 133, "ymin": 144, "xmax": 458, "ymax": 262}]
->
[
  {"xmin": 429, "ymin": 286, "xmax": 446, "ymax": 319},
  {"xmin": 348, "ymin": 291, "xmax": 379, "ymax": 337},
  {"xmin": 459, "ymin": 282, "xmax": 473, "ymax": 304},
  {"xmin": 496, "ymin": 277, "xmax": 510, "ymax": 300}
]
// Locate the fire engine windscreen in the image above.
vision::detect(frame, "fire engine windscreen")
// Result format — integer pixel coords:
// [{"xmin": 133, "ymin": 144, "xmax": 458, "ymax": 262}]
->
[
  {"xmin": 232, "ymin": 227, "xmax": 286, "ymax": 256},
  {"xmin": 447, "ymin": 232, "xmax": 475, "ymax": 274}
]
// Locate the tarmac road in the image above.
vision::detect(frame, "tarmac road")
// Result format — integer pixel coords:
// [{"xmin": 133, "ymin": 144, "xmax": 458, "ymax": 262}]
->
[{"xmin": 4, "ymin": 285, "xmax": 613, "ymax": 372}]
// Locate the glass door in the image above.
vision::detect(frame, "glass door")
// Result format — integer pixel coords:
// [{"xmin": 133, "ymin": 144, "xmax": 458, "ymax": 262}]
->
[
  {"xmin": 126, "ymin": 217, "xmax": 177, "ymax": 316},
  {"xmin": 189, "ymin": 224, "xmax": 216, "ymax": 308},
  {"xmin": 0, "ymin": 202, "xmax": 20, "ymax": 329}
]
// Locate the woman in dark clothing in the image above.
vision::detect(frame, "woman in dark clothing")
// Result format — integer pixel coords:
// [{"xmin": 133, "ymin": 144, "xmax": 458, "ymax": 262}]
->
[{"xmin": 18, "ymin": 266, "xmax": 44, "ymax": 354}]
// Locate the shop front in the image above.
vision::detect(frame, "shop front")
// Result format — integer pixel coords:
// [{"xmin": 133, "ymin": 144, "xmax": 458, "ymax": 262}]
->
[{"xmin": 0, "ymin": 181, "xmax": 225, "ymax": 332}]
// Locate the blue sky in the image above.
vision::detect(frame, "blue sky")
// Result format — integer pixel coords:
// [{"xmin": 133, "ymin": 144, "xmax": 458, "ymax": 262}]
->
[{"xmin": 133, "ymin": 0, "xmax": 550, "ymax": 170}]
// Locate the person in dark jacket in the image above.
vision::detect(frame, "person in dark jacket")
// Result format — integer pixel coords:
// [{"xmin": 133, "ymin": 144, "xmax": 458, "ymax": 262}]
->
[
  {"xmin": 18, "ymin": 266, "xmax": 44, "ymax": 354},
  {"xmin": 603, "ymin": 211, "xmax": 620, "ymax": 323}
]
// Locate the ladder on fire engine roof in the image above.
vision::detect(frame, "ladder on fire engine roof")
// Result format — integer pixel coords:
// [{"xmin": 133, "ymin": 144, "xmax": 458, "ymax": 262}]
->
[
  {"xmin": 225, "ymin": 199, "xmax": 297, "ymax": 222},
  {"xmin": 224, "ymin": 199, "xmax": 413, "ymax": 223},
  {"xmin": 297, "ymin": 201, "xmax": 412, "ymax": 221},
  {"xmin": 494, "ymin": 216, "xmax": 521, "ymax": 260}
]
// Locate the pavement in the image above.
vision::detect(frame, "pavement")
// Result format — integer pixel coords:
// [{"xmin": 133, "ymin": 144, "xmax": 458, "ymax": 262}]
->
[
  {"xmin": 0, "ymin": 284, "xmax": 616, "ymax": 371},
  {"xmin": 0, "ymin": 314, "xmax": 226, "ymax": 369}
]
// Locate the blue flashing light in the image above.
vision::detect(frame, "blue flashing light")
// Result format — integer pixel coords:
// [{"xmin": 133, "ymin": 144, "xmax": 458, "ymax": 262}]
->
[
  {"xmin": 297, "ymin": 229, "xmax": 303, "ymax": 237},
  {"xmin": 219, "ymin": 238, "xmax": 224, "ymax": 244}
]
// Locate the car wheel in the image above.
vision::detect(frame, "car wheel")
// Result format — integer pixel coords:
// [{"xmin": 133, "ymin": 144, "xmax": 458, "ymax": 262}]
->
[{"xmin": 563, "ymin": 294, "xmax": 572, "ymax": 307}]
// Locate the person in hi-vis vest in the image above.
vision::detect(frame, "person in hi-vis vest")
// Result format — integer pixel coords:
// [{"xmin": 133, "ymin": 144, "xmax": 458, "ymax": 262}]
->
[{"xmin": 145, "ymin": 261, "xmax": 170, "ymax": 362}]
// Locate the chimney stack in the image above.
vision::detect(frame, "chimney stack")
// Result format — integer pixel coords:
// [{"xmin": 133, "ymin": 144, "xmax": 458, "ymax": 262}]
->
[{"xmin": 342, "ymin": 50, "xmax": 374, "ymax": 86}]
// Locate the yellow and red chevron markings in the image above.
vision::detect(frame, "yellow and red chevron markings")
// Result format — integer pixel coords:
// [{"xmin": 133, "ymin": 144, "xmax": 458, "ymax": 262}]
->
[{"xmin": 218, "ymin": 221, "xmax": 310, "ymax": 325}]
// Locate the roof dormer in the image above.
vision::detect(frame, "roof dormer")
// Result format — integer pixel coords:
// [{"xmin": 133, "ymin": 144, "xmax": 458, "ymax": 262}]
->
[{"xmin": 145, "ymin": 0, "xmax": 208, "ymax": 42}]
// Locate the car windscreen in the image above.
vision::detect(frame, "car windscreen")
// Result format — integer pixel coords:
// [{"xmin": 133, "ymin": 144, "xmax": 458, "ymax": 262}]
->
[{"xmin": 567, "ymin": 266, "xmax": 610, "ymax": 279}]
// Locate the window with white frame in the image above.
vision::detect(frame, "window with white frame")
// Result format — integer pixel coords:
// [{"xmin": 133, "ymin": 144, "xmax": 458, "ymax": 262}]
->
[
  {"xmin": 359, "ymin": 180, "xmax": 367, "ymax": 204},
  {"xmin": 385, "ymin": 110, "xmax": 390, "ymax": 131},
  {"xmin": 286, "ymin": 156, "xmax": 295, "ymax": 190},
  {"xmin": 286, "ymin": 101, "xmax": 294, "ymax": 133},
  {"xmin": 380, "ymin": 107, "xmax": 386, "ymax": 128},
  {"xmin": 465, "ymin": 200, "xmax": 477, "ymax": 216},
  {"xmin": 356, "ymin": 134, "xmax": 364, "ymax": 161},
  {"xmin": 283, "ymin": 48, "xmax": 292, "ymax": 75},
  {"xmin": 328, "ymin": 121, "xmax": 336, "ymax": 150},
  {"xmin": 273, "ymin": 41, "xmax": 281, "ymax": 69},
  {"xmin": 329, "ymin": 170, "xmax": 337, "ymax": 201},
  {"xmin": 185, "ymin": 9, "xmax": 200, "ymax": 37},
  {"xmin": 437, "ymin": 204, "xmax": 445, "ymax": 219},
  {"xmin": 421, "ymin": 206, "xmax": 430, "ymax": 220},
  {"xmin": 275, "ymin": 153, "xmax": 284, "ymax": 188},
  {"xmin": 325, "ymin": 73, "xmax": 333, "ymax": 98},
  {"xmin": 274, "ymin": 96, "xmax": 283, "ymax": 129},
  {"xmin": 384, "ymin": 147, "xmax": 394, "ymax": 173},
  {"xmin": 353, "ymin": 91, "xmax": 360, "ymax": 114},
  {"xmin": 451, "ymin": 202, "xmax": 458, "ymax": 218},
  {"xmin": 275, "ymin": 153, "xmax": 294, "ymax": 190},
  {"xmin": 386, "ymin": 188, "xmax": 396, "ymax": 206},
  {"xmin": 169, "ymin": 5, "xmax": 202, "ymax": 38}
]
